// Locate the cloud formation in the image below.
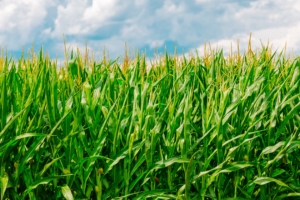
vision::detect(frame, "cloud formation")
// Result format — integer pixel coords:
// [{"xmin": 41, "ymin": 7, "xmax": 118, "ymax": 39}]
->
[{"xmin": 0, "ymin": 0, "xmax": 299, "ymax": 60}]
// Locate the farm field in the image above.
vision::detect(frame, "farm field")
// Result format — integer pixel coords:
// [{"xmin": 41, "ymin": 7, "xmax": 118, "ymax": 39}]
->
[{"xmin": 0, "ymin": 43, "xmax": 300, "ymax": 199}]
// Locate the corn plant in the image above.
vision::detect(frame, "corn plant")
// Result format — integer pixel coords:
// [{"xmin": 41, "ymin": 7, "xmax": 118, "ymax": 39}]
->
[{"xmin": 0, "ymin": 43, "xmax": 300, "ymax": 199}]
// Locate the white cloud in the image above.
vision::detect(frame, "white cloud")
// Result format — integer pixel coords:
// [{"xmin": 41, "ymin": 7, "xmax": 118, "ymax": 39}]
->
[
  {"xmin": 83, "ymin": 1, "xmax": 117, "ymax": 24},
  {"xmin": 83, "ymin": 0, "xmax": 117, "ymax": 22},
  {"xmin": 1, "ymin": 0, "xmax": 300, "ymax": 60},
  {"xmin": 234, "ymin": 0, "xmax": 300, "ymax": 27},
  {"xmin": 0, "ymin": 0, "xmax": 47, "ymax": 48},
  {"xmin": 196, "ymin": 24, "xmax": 300, "ymax": 58},
  {"xmin": 149, "ymin": 40, "xmax": 165, "ymax": 48},
  {"xmin": 194, "ymin": 0, "xmax": 209, "ymax": 4},
  {"xmin": 159, "ymin": 0, "xmax": 186, "ymax": 14},
  {"xmin": 49, "ymin": 0, "xmax": 121, "ymax": 37},
  {"xmin": 52, "ymin": 1, "xmax": 90, "ymax": 36},
  {"xmin": 134, "ymin": 0, "xmax": 148, "ymax": 6}
]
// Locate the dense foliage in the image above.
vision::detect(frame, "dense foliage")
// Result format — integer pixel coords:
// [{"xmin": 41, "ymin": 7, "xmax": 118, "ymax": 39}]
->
[{"xmin": 0, "ymin": 44, "xmax": 300, "ymax": 199}]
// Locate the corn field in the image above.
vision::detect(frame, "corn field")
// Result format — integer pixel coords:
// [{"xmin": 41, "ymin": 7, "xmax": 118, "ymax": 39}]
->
[{"xmin": 0, "ymin": 43, "xmax": 300, "ymax": 199}]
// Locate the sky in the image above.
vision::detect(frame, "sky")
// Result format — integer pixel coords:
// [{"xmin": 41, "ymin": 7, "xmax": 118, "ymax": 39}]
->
[{"xmin": 1, "ymin": 0, "xmax": 300, "ymax": 61}]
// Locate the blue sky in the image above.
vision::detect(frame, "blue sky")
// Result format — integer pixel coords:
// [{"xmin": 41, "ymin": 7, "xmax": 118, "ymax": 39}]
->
[{"xmin": 1, "ymin": 0, "xmax": 300, "ymax": 60}]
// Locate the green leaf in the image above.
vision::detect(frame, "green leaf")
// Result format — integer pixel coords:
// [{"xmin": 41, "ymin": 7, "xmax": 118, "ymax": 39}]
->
[
  {"xmin": 18, "ymin": 136, "xmax": 46, "ymax": 176},
  {"xmin": 61, "ymin": 185, "xmax": 74, "ymax": 200},
  {"xmin": 253, "ymin": 177, "xmax": 290, "ymax": 188},
  {"xmin": 23, "ymin": 175, "xmax": 71, "ymax": 198},
  {"xmin": 0, "ymin": 133, "xmax": 46, "ymax": 154},
  {"xmin": 220, "ymin": 162, "xmax": 253, "ymax": 173},
  {"xmin": 0, "ymin": 105, "xmax": 31, "ymax": 138},
  {"xmin": 271, "ymin": 169, "xmax": 285, "ymax": 178},
  {"xmin": 105, "ymin": 140, "xmax": 145, "ymax": 175},
  {"xmin": 132, "ymin": 189, "xmax": 175, "ymax": 200},
  {"xmin": 38, "ymin": 156, "xmax": 62, "ymax": 177},
  {"xmin": 0, "ymin": 175, "xmax": 8, "ymax": 200},
  {"xmin": 142, "ymin": 157, "xmax": 190, "ymax": 185},
  {"xmin": 260, "ymin": 141, "xmax": 285, "ymax": 156},
  {"xmin": 275, "ymin": 192, "xmax": 300, "ymax": 200}
]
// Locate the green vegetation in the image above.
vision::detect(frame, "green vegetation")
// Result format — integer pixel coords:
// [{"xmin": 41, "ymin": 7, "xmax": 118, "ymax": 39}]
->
[{"xmin": 0, "ymin": 42, "xmax": 300, "ymax": 200}]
